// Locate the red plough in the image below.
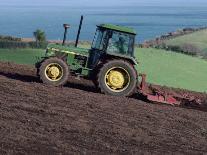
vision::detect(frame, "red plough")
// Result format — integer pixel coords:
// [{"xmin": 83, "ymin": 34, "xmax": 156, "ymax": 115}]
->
[{"xmin": 138, "ymin": 74, "xmax": 202, "ymax": 106}]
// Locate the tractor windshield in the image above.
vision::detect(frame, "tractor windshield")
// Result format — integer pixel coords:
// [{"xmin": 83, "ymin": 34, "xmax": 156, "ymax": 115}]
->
[{"xmin": 91, "ymin": 28, "xmax": 107, "ymax": 51}]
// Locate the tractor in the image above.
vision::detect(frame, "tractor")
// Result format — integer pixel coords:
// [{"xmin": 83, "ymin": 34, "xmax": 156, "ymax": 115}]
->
[
  {"xmin": 36, "ymin": 16, "xmax": 139, "ymax": 97},
  {"xmin": 36, "ymin": 16, "xmax": 195, "ymax": 106}
]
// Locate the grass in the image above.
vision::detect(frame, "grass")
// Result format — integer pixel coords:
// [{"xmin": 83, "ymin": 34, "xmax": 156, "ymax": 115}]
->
[
  {"xmin": 136, "ymin": 48, "xmax": 207, "ymax": 93},
  {"xmin": 0, "ymin": 48, "xmax": 45, "ymax": 65},
  {"xmin": 0, "ymin": 47, "xmax": 206, "ymax": 93},
  {"xmin": 165, "ymin": 29, "xmax": 207, "ymax": 52}
]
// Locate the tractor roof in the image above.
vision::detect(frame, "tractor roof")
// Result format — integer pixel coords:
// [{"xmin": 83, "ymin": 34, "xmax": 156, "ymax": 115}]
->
[{"xmin": 98, "ymin": 24, "xmax": 136, "ymax": 35}]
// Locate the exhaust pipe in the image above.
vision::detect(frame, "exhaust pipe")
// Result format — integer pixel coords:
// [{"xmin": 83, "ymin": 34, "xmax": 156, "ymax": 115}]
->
[
  {"xmin": 75, "ymin": 15, "xmax": 84, "ymax": 47},
  {"xmin": 62, "ymin": 24, "xmax": 70, "ymax": 46}
]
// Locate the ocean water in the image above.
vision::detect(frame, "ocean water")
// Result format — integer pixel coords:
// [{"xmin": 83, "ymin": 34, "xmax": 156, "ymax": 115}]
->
[{"xmin": 0, "ymin": 5, "xmax": 207, "ymax": 43}]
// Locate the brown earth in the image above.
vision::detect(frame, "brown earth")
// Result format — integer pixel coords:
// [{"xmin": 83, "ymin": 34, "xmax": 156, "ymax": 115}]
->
[{"xmin": 0, "ymin": 62, "xmax": 207, "ymax": 154}]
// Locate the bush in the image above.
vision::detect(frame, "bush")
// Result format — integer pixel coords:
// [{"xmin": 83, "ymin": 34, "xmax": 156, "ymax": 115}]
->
[
  {"xmin": 180, "ymin": 43, "xmax": 202, "ymax": 56},
  {"xmin": 0, "ymin": 33, "xmax": 48, "ymax": 49},
  {"xmin": 0, "ymin": 40, "xmax": 48, "ymax": 49},
  {"xmin": 0, "ymin": 40, "xmax": 28, "ymax": 48},
  {"xmin": 166, "ymin": 45, "xmax": 183, "ymax": 52},
  {"xmin": 28, "ymin": 41, "xmax": 48, "ymax": 49},
  {"xmin": 0, "ymin": 35, "xmax": 21, "ymax": 41},
  {"xmin": 155, "ymin": 42, "xmax": 167, "ymax": 49},
  {"xmin": 156, "ymin": 43, "xmax": 203, "ymax": 57},
  {"xmin": 201, "ymin": 52, "xmax": 207, "ymax": 59},
  {"xmin": 33, "ymin": 29, "xmax": 47, "ymax": 48}
]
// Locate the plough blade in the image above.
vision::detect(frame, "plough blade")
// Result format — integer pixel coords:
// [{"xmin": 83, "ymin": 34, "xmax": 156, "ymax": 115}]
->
[
  {"xmin": 138, "ymin": 74, "xmax": 201, "ymax": 106},
  {"xmin": 146, "ymin": 94, "xmax": 180, "ymax": 105}
]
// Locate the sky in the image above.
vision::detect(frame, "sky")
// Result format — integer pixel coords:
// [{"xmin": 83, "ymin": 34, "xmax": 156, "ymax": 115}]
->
[{"xmin": 1, "ymin": 0, "xmax": 207, "ymax": 7}]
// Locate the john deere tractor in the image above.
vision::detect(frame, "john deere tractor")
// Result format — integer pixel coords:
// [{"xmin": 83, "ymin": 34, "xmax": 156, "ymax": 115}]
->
[{"xmin": 36, "ymin": 16, "xmax": 139, "ymax": 96}]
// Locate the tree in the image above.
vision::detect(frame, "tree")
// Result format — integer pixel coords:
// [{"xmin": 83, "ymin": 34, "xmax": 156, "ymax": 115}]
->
[{"xmin": 33, "ymin": 29, "xmax": 46, "ymax": 47}]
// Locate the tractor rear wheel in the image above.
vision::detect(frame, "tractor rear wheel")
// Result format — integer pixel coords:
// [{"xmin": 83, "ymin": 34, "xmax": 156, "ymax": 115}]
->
[
  {"xmin": 97, "ymin": 60, "xmax": 137, "ymax": 96},
  {"xmin": 39, "ymin": 57, "xmax": 69, "ymax": 86}
]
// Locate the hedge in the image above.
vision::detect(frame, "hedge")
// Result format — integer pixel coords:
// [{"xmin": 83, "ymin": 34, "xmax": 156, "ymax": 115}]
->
[{"xmin": 0, "ymin": 40, "xmax": 48, "ymax": 49}]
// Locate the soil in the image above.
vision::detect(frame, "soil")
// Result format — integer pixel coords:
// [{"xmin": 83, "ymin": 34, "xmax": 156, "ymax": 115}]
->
[{"xmin": 0, "ymin": 62, "xmax": 207, "ymax": 154}]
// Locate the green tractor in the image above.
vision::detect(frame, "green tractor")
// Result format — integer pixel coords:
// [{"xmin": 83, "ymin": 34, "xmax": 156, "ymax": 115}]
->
[{"xmin": 36, "ymin": 16, "xmax": 139, "ymax": 96}]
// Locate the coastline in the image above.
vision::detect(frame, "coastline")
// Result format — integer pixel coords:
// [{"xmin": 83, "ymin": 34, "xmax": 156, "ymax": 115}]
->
[
  {"xmin": 140, "ymin": 26, "xmax": 207, "ymax": 48},
  {"xmin": 1, "ymin": 26, "xmax": 207, "ymax": 48}
]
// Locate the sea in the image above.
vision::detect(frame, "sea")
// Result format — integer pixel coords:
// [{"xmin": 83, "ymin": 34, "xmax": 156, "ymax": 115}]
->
[{"xmin": 0, "ymin": 5, "xmax": 207, "ymax": 43}]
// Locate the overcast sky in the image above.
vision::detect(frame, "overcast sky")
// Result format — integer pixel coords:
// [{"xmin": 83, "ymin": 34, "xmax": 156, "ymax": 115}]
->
[{"xmin": 1, "ymin": 0, "xmax": 207, "ymax": 6}]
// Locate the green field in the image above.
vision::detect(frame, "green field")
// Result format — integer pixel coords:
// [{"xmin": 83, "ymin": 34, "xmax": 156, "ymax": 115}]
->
[
  {"xmin": 136, "ymin": 48, "xmax": 207, "ymax": 93},
  {"xmin": 0, "ymin": 48, "xmax": 45, "ymax": 65},
  {"xmin": 165, "ymin": 29, "xmax": 207, "ymax": 52},
  {"xmin": 0, "ymin": 47, "xmax": 206, "ymax": 93}
]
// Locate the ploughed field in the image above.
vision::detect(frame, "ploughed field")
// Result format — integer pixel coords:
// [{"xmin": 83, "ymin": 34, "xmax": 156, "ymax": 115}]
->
[{"xmin": 0, "ymin": 62, "xmax": 207, "ymax": 154}]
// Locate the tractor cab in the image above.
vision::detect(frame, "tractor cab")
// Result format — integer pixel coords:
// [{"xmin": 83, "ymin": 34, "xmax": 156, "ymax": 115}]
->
[{"xmin": 92, "ymin": 24, "xmax": 136, "ymax": 57}]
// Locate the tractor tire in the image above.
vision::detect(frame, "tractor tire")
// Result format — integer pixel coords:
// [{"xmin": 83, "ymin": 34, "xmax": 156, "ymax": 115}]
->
[
  {"xmin": 39, "ymin": 57, "xmax": 69, "ymax": 86},
  {"xmin": 97, "ymin": 60, "xmax": 137, "ymax": 97}
]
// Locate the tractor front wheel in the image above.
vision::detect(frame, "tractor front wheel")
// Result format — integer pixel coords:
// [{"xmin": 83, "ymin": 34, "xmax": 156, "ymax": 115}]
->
[
  {"xmin": 39, "ymin": 57, "xmax": 69, "ymax": 86},
  {"xmin": 97, "ymin": 60, "xmax": 137, "ymax": 96}
]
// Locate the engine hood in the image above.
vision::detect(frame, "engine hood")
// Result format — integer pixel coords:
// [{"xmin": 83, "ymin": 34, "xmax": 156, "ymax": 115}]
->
[{"xmin": 46, "ymin": 43, "xmax": 90, "ymax": 57}]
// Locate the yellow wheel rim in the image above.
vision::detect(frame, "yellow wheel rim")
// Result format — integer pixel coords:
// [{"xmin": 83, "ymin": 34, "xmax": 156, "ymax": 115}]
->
[
  {"xmin": 45, "ymin": 63, "xmax": 63, "ymax": 82},
  {"xmin": 105, "ymin": 67, "xmax": 130, "ymax": 92}
]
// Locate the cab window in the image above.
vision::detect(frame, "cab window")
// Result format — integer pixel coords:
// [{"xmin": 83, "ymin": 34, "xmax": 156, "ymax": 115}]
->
[
  {"xmin": 91, "ymin": 28, "xmax": 107, "ymax": 51},
  {"xmin": 107, "ymin": 31, "xmax": 134, "ymax": 56}
]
